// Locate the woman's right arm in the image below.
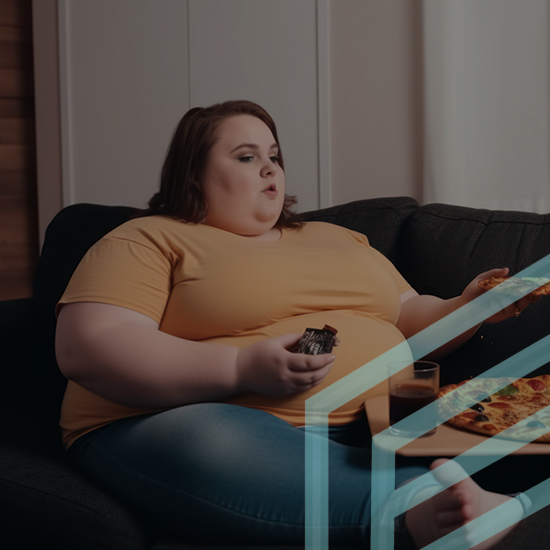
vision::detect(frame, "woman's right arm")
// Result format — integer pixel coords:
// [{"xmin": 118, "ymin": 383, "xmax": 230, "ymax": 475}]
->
[{"xmin": 55, "ymin": 302, "xmax": 334, "ymax": 409}]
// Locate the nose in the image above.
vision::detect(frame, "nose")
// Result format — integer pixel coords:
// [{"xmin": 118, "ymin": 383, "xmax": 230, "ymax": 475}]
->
[{"xmin": 260, "ymin": 158, "xmax": 278, "ymax": 178}]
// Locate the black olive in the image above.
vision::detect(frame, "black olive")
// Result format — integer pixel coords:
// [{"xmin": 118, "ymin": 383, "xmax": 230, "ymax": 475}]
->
[
  {"xmin": 475, "ymin": 414, "xmax": 490, "ymax": 422},
  {"xmin": 478, "ymin": 394, "xmax": 492, "ymax": 403},
  {"xmin": 470, "ymin": 403, "xmax": 485, "ymax": 413},
  {"xmin": 527, "ymin": 420, "xmax": 545, "ymax": 429}
]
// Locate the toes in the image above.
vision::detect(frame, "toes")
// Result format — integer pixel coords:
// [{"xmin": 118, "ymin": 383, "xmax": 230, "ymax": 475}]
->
[
  {"xmin": 436, "ymin": 508, "xmax": 468, "ymax": 527},
  {"xmin": 435, "ymin": 494, "xmax": 474, "ymax": 526},
  {"xmin": 430, "ymin": 459, "xmax": 469, "ymax": 487},
  {"xmin": 429, "ymin": 458, "xmax": 449, "ymax": 471},
  {"xmin": 461, "ymin": 502, "xmax": 475, "ymax": 522}
]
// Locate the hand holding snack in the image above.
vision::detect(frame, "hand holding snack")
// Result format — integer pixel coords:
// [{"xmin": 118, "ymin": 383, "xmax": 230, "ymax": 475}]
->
[
  {"xmin": 236, "ymin": 333, "xmax": 335, "ymax": 397},
  {"xmin": 298, "ymin": 324, "xmax": 339, "ymax": 355}
]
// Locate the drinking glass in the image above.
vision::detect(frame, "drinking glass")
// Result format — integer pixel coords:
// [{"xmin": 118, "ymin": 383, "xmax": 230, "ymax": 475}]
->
[{"xmin": 388, "ymin": 361, "xmax": 439, "ymax": 437}]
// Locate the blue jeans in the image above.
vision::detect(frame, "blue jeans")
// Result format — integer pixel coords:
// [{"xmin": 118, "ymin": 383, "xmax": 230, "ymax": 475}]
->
[{"xmin": 68, "ymin": 403, "xmax": 429, "ymax": 546}]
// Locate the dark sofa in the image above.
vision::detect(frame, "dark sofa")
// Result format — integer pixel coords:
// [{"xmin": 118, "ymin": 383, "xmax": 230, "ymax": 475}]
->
[{"xmin": 1, "ymin": 196, "xmax": 550, "ymax": 549}]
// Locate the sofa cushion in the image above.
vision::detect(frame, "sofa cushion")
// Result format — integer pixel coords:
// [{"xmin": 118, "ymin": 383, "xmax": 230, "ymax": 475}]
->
[
  {"xmin": 0, "ymin": 440, "xmax": 147, "ymax": 550},
  {"xmin": 401, "ymin": 203, "xmax": 550, "ymax": 385}
]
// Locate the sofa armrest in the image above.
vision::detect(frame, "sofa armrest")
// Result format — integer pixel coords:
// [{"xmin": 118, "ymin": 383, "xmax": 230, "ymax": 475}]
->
[
  {"xmin": 0, "ymin": 297, "xmax": 34, "ymax": 335},
  {"xmin": 0, "ymin": 440, "xmax": 148, "ymax": 550},
  {"xmin": 0, "ymin": 298, "xmax": 35, "ymax": 404}
]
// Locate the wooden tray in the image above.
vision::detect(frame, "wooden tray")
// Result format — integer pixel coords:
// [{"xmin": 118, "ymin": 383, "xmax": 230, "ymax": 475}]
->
[{"xmin": 364, "ymin": 395, "xmax": 550, "ymax": 456}]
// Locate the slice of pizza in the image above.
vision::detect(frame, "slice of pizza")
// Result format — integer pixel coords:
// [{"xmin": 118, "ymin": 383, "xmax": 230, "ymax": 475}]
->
[
  {"xmin": 478, "ymin": 276, "xmax": 550, "ymax": 297},
  {"xmin": 438, "ymin": 376, "xmax": 550, "ymax": 443}
]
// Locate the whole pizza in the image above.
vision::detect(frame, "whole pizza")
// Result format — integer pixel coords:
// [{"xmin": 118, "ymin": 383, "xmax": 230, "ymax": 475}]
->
[{"xmin": 438, "ymin": 376, "xmax": 550, "ymax": 443}]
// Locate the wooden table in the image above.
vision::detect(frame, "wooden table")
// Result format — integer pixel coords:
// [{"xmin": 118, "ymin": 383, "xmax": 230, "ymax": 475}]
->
[{"xmin": 364, "ymin": 395, "xmax": 550, "ymax": 456}]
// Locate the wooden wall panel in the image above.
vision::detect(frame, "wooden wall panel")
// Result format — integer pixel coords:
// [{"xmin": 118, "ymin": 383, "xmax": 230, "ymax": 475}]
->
[
  {"xmin": 0, "ymin": 97, "xmax": 34, "ymax": 118},
  {"xmin": 0, "ymin": 0, "xmax": 32, "ymax": 27},
  {"xmin": 0, "ymin": 0, "xmax": 38, "ymax": 300},
  {"xmin": 0, "ymin": 195, "xmax": 35, "ymax": 269}
]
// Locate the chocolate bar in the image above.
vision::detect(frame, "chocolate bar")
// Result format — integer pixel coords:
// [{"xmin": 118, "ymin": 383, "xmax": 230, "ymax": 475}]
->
[{"xmin": 298, "ymin": 324, "xmax": 338, "ymax": 355}]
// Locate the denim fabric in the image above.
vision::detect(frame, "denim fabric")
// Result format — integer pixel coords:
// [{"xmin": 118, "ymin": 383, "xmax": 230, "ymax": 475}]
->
[{"xmin": 68, "ymin": 403, "xmax": 429, "ymax": 546}]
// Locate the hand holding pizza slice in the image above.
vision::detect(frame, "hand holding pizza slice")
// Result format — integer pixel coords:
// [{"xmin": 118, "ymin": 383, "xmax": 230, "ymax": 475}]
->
[{"xmin": 459, "ymin": 268, "xmax": 547, "ymax": 322}]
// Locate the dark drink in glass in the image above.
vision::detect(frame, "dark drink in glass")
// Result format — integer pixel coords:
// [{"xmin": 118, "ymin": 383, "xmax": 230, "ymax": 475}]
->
[
  {"xmin": 389, "ymin": 384, "xmax": 437, "ymax": 435},
  {"xmin": 387, "ymin": 361, "xmax": 439, "ymax": 437}
]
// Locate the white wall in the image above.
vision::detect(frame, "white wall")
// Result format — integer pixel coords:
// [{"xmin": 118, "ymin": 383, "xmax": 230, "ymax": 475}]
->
[
  {"xmin": 57, "ymin": 0, "xmax": 190, "ymax": 209},
  {"xmin": 329, "ymin": 0, "xmax": 423, "ymax": 205},
  {"xmin": 423, "ymin": 0, "xmax": 550, "ymax": 213}
]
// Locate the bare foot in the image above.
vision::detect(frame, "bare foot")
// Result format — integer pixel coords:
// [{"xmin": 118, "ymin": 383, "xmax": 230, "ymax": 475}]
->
[{"xmin": 405, "ymin": 459, "xmax": 520, "ymax": 549}]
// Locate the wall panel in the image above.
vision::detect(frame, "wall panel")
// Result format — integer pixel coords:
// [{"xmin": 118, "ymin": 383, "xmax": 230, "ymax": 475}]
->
[{"xmin": 58, "ymin": 0, "xmax": 190, "ymax": 208}]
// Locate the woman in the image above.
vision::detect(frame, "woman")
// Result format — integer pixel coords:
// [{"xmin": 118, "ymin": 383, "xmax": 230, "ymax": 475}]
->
[{"xmin": 55, "ymin": 100, "xmax": 534, "ymax": 548}]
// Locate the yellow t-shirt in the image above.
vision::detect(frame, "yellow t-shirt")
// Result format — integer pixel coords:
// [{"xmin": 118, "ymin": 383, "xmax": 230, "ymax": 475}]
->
[{"xmin": 57, "ymin": 217, "xmax": 411, "ymax": 448}]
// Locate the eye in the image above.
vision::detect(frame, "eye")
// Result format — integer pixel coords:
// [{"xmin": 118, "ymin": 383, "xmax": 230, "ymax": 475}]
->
[
  {"xmin": 270, "ymin": 156, "xmax": 280, "ymax": 164},
  {"xmin": 238, "ymin": 156, "xmax": 254, "ymax": 163}
]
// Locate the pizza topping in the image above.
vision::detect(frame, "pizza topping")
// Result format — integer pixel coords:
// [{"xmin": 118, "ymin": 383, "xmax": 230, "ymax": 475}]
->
[
  {"xmin": 469, "ymin": 403, "xmax": 485, "ymax": 413},
  {"xmin": 475, "ymin": 414, "xmax": 490, "ymax": 422},
  {"xmin": 477, "ymin": 394, "xmax": 492, "ymax": 403},
  {"xmin": 495, "ymin": 385, "xmax": 519, "ymax": 397},
  {"xmin": 483, "ymin": 424, "xmax": 497, "ymax": 431},
  {"xmin": 527, "ymin": 420, "xmax": 546, "ymax": 428},
  {"xmin": 462, "ymin": 411, "xmax": 479, "ymax": 420},
  {"xmin": 488, "ymin": 402, "xmax": 512, "ymax": 409},
  {"xmin": 497, "ymin": 395, "xmax": 517, "ymax": 401},
  {"xmin": 527, "ymin": 379, "xmax": 546, "ymax": 392},
  {"xmin": 522, "ymin": 277, "xmax": 550, "ymax": 288}
]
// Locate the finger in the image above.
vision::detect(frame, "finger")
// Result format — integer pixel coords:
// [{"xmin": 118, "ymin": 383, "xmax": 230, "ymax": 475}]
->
[
  {"xmin": 278, "ymin": 332, "xmax": 305, "ymax": 348},
  {"xmin": 523, "ymin": 293, "xmax": 542, "ymax": 305},
  {"xmin": 294, "ymin": 377, "xmax": 329, "ymax": 392},
  {"xmin": 293, "ymin": 362, "xmax": 333, "ymax": 387},
  {"xmin": 477, "ymin": 267, "xmax": 509, "ymax": 282},
  {"xmin": 294, "ymin": 375, "xmax": 327, "ymax": 389},
  {"xmin": 515, "ymin": 294, "xmax": 542, "ymax": 313},
  {"xmin": 289, "ymin": 353, "xmax": 335, "ymax": 372},
  {"xmin": 277, "ymin": 332, "xmax": 305, "ymax": 353}
]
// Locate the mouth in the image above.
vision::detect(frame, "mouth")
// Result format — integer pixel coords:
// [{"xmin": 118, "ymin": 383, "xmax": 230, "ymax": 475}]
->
[{"xmin": 262, "ymin": 183, "xmax": 278, "ymax": 196}]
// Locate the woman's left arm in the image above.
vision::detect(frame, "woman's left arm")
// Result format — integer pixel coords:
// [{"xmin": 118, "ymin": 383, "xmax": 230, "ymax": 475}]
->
[{"xmin": 396, "ymin": 267, "xmax": 540, "ymax": 360}]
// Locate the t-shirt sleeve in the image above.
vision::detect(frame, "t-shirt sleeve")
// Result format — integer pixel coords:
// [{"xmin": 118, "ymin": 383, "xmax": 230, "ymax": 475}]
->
[{"xmin": 56, "ymin": 237, "xmax": 172, "ymax": 323}]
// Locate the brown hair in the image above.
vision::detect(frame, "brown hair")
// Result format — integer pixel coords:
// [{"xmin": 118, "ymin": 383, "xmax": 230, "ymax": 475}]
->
[{"xmin": 143, "ymin": 100, "xmax": 302, "ymax": 228}]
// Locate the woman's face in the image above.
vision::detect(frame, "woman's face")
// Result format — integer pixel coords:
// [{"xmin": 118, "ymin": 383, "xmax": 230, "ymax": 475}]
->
[{"xmin": 200, "ymin": 114, "xmax": 285, "ymax": 236}]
